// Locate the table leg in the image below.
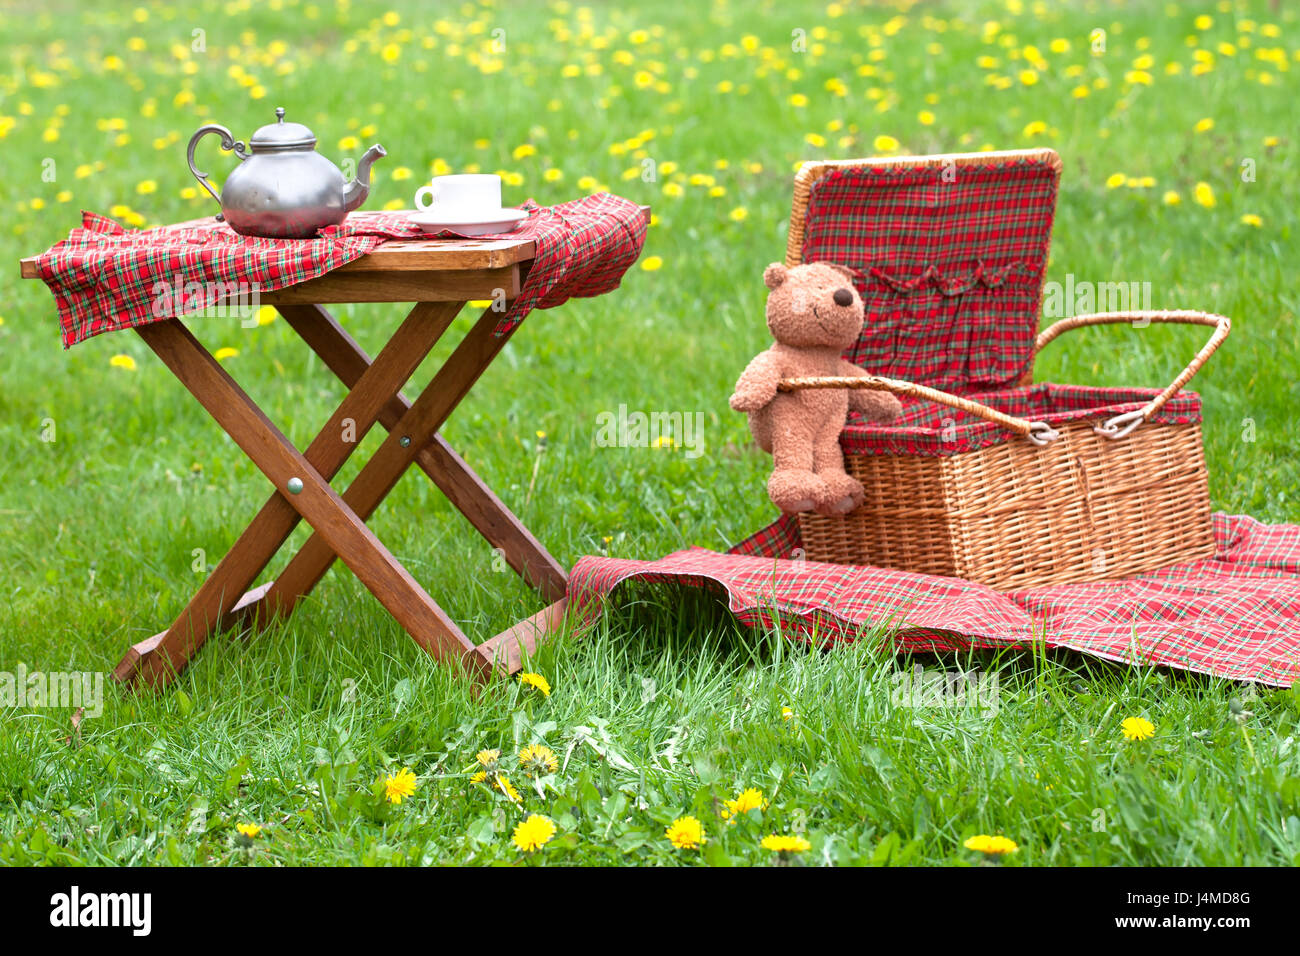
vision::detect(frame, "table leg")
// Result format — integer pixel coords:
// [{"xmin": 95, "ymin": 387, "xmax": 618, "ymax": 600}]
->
[
  {"xmin": 117, "ymin": 310, "xmax": 483, "ymax": 686},
  {"xmin": 243, "ymin": 305, "xmax": 539, "ymax": 626},
  {"xmin": 276, "ymin": 303, "xmax": 568, "ymax": 602}
]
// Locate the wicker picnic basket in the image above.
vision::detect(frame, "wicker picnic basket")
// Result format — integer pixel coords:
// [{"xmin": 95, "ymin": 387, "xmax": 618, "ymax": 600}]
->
[{"xmin": 782, "ymin": 149, "xmax": 1230, "ymax": 590}]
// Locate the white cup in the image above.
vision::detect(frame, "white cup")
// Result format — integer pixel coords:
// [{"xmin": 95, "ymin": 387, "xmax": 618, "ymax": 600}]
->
[{"xmin": 415, "ymin": 173, "xmax": 502, "ymax": 213}]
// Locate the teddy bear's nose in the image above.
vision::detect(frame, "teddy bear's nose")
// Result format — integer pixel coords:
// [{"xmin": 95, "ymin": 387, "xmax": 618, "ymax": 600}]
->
[{"xmin": 832, "ymin": 288, "xmax": 854, "ymax": 307}]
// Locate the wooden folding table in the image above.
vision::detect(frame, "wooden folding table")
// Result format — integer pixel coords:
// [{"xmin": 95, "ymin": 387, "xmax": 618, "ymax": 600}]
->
[{"xmin": 20, "ymin": 207, "xmax": 649, "ymax": 688}]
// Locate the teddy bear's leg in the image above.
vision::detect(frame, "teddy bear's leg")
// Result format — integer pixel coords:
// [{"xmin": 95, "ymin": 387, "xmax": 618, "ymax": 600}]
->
[
  {"xmin": 768, "ymin": 420, "xmax": 831, "ymax": 514},
  {"xmin": 811, "ymin": 421, "xmax": 864, "ymax": 515}
]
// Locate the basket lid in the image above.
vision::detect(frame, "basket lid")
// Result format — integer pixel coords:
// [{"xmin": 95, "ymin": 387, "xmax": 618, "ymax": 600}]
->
[{"xmin": 787, "ymin": 149, "xmax": 1061, "ymax": 392}]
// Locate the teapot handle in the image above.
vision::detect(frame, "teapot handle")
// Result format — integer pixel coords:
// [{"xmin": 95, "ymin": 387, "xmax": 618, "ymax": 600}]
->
[{"xmin": 186, "ymin": 124, "xmax": 249, "ymax": 220}]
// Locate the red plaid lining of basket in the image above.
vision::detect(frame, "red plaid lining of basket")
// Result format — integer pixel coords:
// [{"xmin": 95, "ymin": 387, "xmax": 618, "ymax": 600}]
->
[
  {"xmin": 33, "ymin": 193, "xmax": 647, "ymax": 348},
  {"xmin": 569, "ymin": 513, "xmax": 1300, "ymax": 686},
  {"xmin": 841, "ymin": 383, "xmax": 1203, "ymax": 457},
  {"xmin": 801, "ymin": 158, "xmax": 1059, "ymax": 392}
]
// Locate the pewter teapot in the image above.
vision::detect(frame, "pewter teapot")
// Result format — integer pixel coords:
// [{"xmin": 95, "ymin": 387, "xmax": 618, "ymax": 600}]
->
[{"xmin": 187, "ymin": 107, "xmax": 386, "ymax": 239}]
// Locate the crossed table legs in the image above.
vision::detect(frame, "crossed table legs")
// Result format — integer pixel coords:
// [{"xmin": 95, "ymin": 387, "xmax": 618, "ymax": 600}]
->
[{"xmin": 114, "ymin": 300, "xmax": 570, "ymax": 688}]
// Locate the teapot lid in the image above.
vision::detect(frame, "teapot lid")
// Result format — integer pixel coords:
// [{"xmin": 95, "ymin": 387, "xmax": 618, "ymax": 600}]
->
[{"xmin": 248, "ymin": 107, "xmax": 316, "ymax": 151}]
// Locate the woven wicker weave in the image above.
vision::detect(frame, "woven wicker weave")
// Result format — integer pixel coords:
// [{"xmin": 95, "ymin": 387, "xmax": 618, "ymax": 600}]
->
[{"xmin": 783, "ymin": 150, "xmax": 1228, "ymax": 589}]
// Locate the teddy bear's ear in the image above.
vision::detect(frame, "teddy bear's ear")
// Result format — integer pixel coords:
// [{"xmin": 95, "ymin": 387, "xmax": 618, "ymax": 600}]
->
[{"xmin": 763, "ymin": 263, "xmax": 789, "ymax": 289}]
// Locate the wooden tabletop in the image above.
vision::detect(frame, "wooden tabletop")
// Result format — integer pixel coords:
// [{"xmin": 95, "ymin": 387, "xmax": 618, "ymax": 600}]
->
[{"xmin": 18, "ymin": 206, "xmax": 651, "ymax": 279}]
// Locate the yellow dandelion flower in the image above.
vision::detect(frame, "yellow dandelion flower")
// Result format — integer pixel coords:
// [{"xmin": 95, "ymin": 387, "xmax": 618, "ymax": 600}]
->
[
  {"xmin": 728, "ymin": 206, "xmax": 748, "ymax": 222},
  {"xmin": 1240, "ymin": 213, "xmax": 1262, "ymax": 227},
  {"xmin": 213, "ymin": 347, "xmax": 239, "ymax": 361},
  {"xmin": 1121, "ymin": 716, "xmax": 1156, "ymax": 741},
  {"xmin": 1194, "ymin": 15, "xmax": 1212, "ymax": 31},
  {"xmin": 1022, "ymin": 120, "xmax": 1047, "ymax": 137},
  {"xmin": 384, "ymin": 767, "xmax": 417, "ymax": 804},
  {"xmin": 390, "ymin": 166, "xmax": 412, "ymax": 181},
  {"xmin": 109, "ymin": 354, "xmax": 137, "ymax": 371},
  {"xmin": 381, "ymin": 43, "xmax": 401, "ymax": 63},
  {"xmin": 1162, "ymin": 190, "xmax": 1181, "ymax": 205},
  {"xmin": 1018, "ymin": 69, "xmax": 1039, "ymax": 86},
  {"xmin": 476, "ymin": 749, "xmax": 502, "ymax": 767},
  {"xmin": 964, "ymin": 834, "xmax": 1019, "ymax": 854},
  {"xmin": 519, "ymin": 744, "xmax": 559, "ymax": 776},
  {"xmin": 640, "ymin": 255, "xmax": 663, "ymax": 271},
  {"xmin": 781, "ymin": 706, "xmax": 793, "ymax": 720},
  {"xmin": 495, "ymin": 775, "xmax": 521, "ymax": 803},
  {"xmin": 918, "ymin": 110, "xmax": 935, "ymax": 126},
  {"xmin": 761, "ymin": 834, "xmax": 811, "ymax": 853},
  {"xmin": 544, "ymin": 168, "xmax": 564, "ymax": 182},
  {"xmin": 512, "ymin": 814, "xmax": 556, "ymax": 852},
  {"xmin": 255, "ymin": 305, "xmax": 277, "ymax": 326},
  {"xmin": 721, "ymin": 787, "xmax": 767, "ymax": 821},
  {"xmin": 512, "ymin": 143, "xmax": 537, "ymax": 160},
  {"xmin": 235, "ymin": 822, "xmax": 262, "ymax": 838},
  {"xmin": 518, "ymin": 672, "xmax": 551, "ymax": 697},
  {"xmin": 1105, "ymin": 172, "xmax": 1127, "ymax": 189},
  {"xmin": 666, "ymin": 816, "xmax": 706, "ymax": 849},
  {"xmin": 1194, "ymin": 118, "xmax": 1215, "ymax": 133},
  {"xmin": 1193, "ymin": 182, "xmax": 1216, "ymax": 208},
  {"xmin": 789, "ymin": 93, "xmax": 808, "ymax": 107}
]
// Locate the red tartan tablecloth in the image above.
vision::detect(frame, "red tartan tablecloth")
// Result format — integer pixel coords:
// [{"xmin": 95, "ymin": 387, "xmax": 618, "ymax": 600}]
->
[
  {"xmin": 570, "ymin": 513, "xmax": 1300, "ymax": 686},
  {"xmin": 32, "ymin": 193, "xmax": 648, "ymax": 348}
]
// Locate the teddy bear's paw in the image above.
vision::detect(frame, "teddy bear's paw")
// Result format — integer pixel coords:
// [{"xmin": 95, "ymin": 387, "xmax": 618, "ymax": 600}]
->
[
  {"xmin": 817, "ymin": 473, "xmax": 865, "ymax": 514},
  {"xmin": 852, "ymin": 390, "xmax": 904, "ymax": 424},
  {"xmin": 729, "ymin": 390, "xmax": 770, "ymax": 413},
  {"xmin": 768, "ymin": 469, "xmax": 828, "ymax": 514}
]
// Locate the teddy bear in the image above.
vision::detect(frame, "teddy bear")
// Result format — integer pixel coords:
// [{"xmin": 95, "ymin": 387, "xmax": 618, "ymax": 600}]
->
[{"xmin": 729, "ymin": 261, "xmax": 902, "ymax": 515}]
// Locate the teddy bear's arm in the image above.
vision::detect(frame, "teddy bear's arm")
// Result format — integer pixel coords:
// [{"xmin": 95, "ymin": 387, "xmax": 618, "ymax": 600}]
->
[
  {"xmin": 837, "ymin": 360, "xmax": 903, "ymax": 423},
  {"xmin": 729, "ymin": 350, "xmax": 784, "ymax": 413}
]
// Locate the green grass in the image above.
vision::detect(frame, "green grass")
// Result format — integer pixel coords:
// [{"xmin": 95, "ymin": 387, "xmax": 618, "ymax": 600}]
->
[{"xmin": 1, "ymin": 0, "xmax": 1298, "ymax": 865}]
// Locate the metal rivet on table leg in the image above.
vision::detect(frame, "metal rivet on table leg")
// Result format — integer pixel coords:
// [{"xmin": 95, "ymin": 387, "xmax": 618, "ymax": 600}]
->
[
  {"xmin": 286, "ymin": 477, "xmax": 304, "ymax": 494},
  {"xmin": 399, "ymin": 436, "xmax": 411, "ymax": 447}
]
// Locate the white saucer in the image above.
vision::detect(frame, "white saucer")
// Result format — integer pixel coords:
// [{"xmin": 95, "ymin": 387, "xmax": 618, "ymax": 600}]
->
[{"xmin": 408, "ymin": 207, "xmax": 528, "ymax": 236}]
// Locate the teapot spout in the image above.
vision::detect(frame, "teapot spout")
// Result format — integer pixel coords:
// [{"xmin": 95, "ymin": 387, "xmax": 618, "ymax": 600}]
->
[{"xmin": 343, "ymin": 144, "xmax": 387, "ymax": 212}]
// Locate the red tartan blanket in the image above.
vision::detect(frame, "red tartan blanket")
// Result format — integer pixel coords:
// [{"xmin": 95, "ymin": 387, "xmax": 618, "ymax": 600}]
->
[
  {"xmin": 570, "ymin": 513, "xmax": 1300, "ymax": 686},
  {"xmin": 32, "ymin": 193, "xmax": 648, "ymax": 348}
]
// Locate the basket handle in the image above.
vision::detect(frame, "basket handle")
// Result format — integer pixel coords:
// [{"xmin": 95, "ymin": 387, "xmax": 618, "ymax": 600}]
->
[
  {"xmin": 777, "ymin": 373, "xmax": 1065, "ymax": 446},
  {"xmin": 1030, "ymin": 310, "xmax": 1231, "ymax": 438},
  {"xmin": 777, "ymin": 310, "xmax": 1231, "ymax": 444}
]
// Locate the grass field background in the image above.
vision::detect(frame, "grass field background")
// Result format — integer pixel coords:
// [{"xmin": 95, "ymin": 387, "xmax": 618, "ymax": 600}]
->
[{"xmin": 1, "ymin": 0, "xmax": 1298, "ymax": 865}]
